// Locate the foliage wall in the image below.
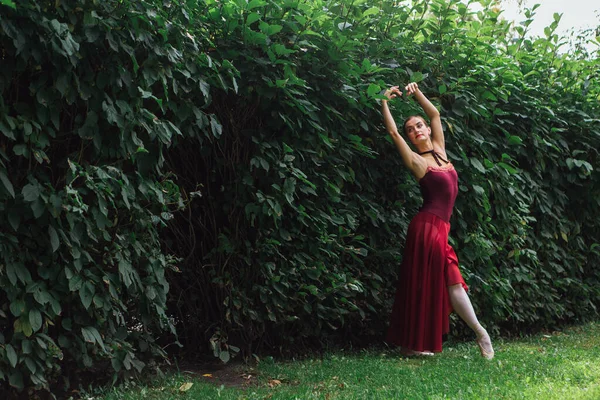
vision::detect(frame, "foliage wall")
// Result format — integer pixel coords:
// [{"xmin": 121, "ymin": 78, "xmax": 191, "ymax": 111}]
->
[
  {"xmin": 0, "ymin": 0, "xmax": 230, "ymax": 393},
  {"xmin": 0, "ymin": 0, "xmax": 599, "ymax": 393},
  {"xmin": 163, "ymin": 0, "xmax": 600, "ymax": 358}
]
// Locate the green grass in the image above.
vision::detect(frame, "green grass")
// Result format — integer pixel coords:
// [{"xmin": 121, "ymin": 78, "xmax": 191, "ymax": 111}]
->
[{"xmin": 93, "ymin": 322, "xmax": 600, "ymax": 400}]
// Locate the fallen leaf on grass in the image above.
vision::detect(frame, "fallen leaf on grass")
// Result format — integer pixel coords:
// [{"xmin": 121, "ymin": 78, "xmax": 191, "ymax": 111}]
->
[
  {"xmin": 268, "ymin": 379, "xmax": 282, "ymax": 388},
  {"xmin": 202, "ymin": 373, "xmax": 213, "ymax": 378},
  {"xmin": 179, "ymin": 382, "xmax": 193, "ymax": 392}
]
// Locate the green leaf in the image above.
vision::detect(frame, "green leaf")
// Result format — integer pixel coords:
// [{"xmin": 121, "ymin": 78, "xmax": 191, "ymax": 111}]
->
[
  {"xmin": 0, "ymin": 171, "xmax": 15, "ymax": 197},
  {"xmin": 294, "ymin": 15, "xmax": 306, "ymax": 25},
  {"xmin": 210, "ymin": 115, "xmax": 222, "ymax": 137},
  {"xmin": 29, "ymin": 309, "xmax": 43, "ymax": 332},
  {"xmin": 409, "ymin": 71, "xmax": 424, "ymax": 82},
  {"xmin": 497, "ymin": 162, "xmax": 518, "ymax": 174},
  {"xmin": 79, "ymin": 282, "xmax": 94, "ymax": 310},
  {"xmin": 306, "ymin": 268, "xmax": 321, "ymax": 280},
  {"xmin": 561, "ymin": 232, "xmax": 568, "ymax": 242},
  {"xmin": 20, "ymin": 318, "xmax": 33, "ymax": 337},
  {"xmin": 6, "ymin": 262, "xmax": 17, "ymax": 286},
  {"xmin": 48, "ymin": 225, "xmax": 60, "ymax": 252},
  {"xmin": 78, "ymin": 111, "xmax": 98, "ymax": 138},
  {"xmin": 21, "ymin": 340, "xmax": 32, "ymax": 354},
  {"xmin": 81, "ymin": 326, "xmax": 106, "ymax": 352},
  {"xmin": 482, "ymin": 91, "xmax": 497, "ymax": 101},
  {"xmin": 6, "ymin": 344, "xmax": 18, "ymax": 367},
  {"xmin": 68, "ymin": 274, "xmax": 84, "ymax": 292},
  {"xmin": 10, "ymin": 299, "xmax": 26, "ymax": 317},
  {"xmin": 473, "ymin": 185, "xmax": 485, "ymax": 195},
  {"xmin": 566, "ymin": 158, "xmax": 574, "ymax": 169},
  {"xmin": 146, "ymin": 286, "xmax": 157, "ymax": 300},
  {"xmin": 118, "ymin": 259, "xmax": 133, "ymax": 288},
  {"xmin": 33, "ymin": 289, "xmax": 52, "ymax": 305},
  {"xmin": 246, "ymin": 12, "xmax": 260, "ymax": 25},
  {"xmin": 0, "ymin": 121, "xmax": 15, "ymax": 140},
  {"xmin": 199, "ymin": 80, "xmax": 210, "ymax": 99},
  {"xmin": 8, "ymin": 371, "xmax": 23, "ymax": 390},
  {"xmin": 553, "ymin": 12, "xmax": 561, "ymax": 22},
  {"xmin": 49, "ymin": 296, "xmax": 61, "ymax": 316},
  {"xmin": 13, "ymin": 144, "xmax": 28, "ymax": 156},
  {"xmin": 56, "ymin": 74, "xmax": 70, "ymax": 97},
  {"xmin": 259, "ymin": 22, "xmax": 282, "ymax": 36},
  {"xmin": 470, "ymin": 158, "xmax": 486, "ymax": 174},
  {"xmin": 247, "ymin": 0, "xmax": 266, "ymax": 9},
  {"xmin": 367, "ymin": 84, "xmax": 380, "ymax": 98},
  {"xmin": 22, "ymin": 183, "xmax": 40, "ymax": 202},
  {"xmin": 363, "ymin": 6, "xmax": 380, "ymax": 17},
  {"xmin": 356, "ymin": 248, "xmax": 368, "ymax": 257},
  {"xmin": 25, "ymin": 358, "xmax": 37, "ymax": 374},
  {"xmin": 219, "ymin": 350, "xmax": 230, "ymax": 363},
  {"xmin": 31, "ymin": 198, "xmax": 46, "ymax": 218},
  {"xmin": 508, "ymin": 136, "xmax": 523, "ymax": 145}
]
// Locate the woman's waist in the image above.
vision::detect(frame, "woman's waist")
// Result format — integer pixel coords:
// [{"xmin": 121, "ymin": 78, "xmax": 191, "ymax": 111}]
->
[{"xmin": 415, "ymin": 207, "xmax": 452, "ymax": 224}]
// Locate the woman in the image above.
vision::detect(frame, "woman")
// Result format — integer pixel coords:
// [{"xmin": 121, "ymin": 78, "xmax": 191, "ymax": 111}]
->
[{"xmin": 382, "ymin": 82, "xmax": 494, "ymax": 359}]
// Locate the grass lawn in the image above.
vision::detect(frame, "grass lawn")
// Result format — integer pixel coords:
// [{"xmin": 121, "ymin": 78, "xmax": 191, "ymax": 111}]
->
[{"xmin": 93, "ymin": 321, "xmax": 600, "ymax": 400}]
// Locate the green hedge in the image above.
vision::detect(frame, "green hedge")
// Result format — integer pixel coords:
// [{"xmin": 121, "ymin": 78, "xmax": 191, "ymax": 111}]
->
[
  {"xmin": 0, "ymin": 0, "xmax": 231, "ymax": 392},
  {"xmin": 163, "ymin": 0, "xmax": 600, "ymax": 356},
  {"xmin": 1, "ymin": 0, "xmax": 599, "ymax": 394}
]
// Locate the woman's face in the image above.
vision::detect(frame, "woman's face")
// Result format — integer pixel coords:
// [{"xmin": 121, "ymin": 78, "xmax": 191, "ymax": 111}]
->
[{"xmin": 404, "ymin": 117, "xmax": 431, "ymax": 145}]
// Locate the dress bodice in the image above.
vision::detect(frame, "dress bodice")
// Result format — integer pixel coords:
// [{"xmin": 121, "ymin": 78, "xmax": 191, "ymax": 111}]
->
[{"xmin": 418, "ymin": 165, "xmax": 458, "ymax": 222}]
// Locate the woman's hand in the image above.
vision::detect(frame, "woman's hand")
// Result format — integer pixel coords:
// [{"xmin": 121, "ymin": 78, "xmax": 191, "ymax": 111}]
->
[
  {"xmin": 383, "ymin": 86, "xmax": 403, "ymax": 101},
  {"xmin": 404, "ymin": 82, "xmax": 420, "ymax": 96}
]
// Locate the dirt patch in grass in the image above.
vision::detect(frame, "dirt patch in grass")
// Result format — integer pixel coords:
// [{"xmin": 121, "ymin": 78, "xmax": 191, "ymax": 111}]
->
[{"xmin": 178, "ymin": 361, "xmax": 259, "ymax": 389}]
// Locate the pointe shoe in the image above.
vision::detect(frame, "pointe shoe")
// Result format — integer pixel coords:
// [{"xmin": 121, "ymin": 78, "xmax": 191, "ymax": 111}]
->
[
  {"xmin": 401, "ymin": 348, "xmax": 434, "ymax": 357},
  {"xmin": 476, "ymin": 331, "xmax": 494, "ymax": 360}
]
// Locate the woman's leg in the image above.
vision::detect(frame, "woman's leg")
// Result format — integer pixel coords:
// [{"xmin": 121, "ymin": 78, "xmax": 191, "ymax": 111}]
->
[{"xmin": 448, "ymin": 284, "xmax": 494, "ymax": 359}]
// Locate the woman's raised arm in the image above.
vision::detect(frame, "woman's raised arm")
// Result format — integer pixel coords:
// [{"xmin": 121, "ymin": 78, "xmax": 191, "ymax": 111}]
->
[{"xmin": 381, "ymin": 86, "xmax": 420, "ymax": 171}]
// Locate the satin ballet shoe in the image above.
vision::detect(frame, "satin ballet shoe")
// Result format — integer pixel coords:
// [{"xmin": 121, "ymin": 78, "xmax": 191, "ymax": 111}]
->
[
  {"xmin": 476, "ymin": 331, "xmax": 495, "ymax": 360},
  {"xmin": 401, "ymin": 348, "xmax": 434, "ymax": 357}
]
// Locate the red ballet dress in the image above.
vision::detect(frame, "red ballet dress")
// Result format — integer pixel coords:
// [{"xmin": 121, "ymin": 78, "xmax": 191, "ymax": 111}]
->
[{"xmin": 386, "ymin": 161, "xmax": 468, "ymax": 353}]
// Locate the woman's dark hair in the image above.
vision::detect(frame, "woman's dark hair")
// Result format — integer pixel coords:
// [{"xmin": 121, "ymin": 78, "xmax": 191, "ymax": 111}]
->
[{"xmin": 403, "ymin": 115, "xmax": 428, "ymax": 134}]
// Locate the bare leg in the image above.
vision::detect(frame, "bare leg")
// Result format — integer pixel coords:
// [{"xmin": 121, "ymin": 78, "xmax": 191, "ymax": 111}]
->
[{"xmin": 448, "ymin": 284, "xmax": 494, "ymax": 359}]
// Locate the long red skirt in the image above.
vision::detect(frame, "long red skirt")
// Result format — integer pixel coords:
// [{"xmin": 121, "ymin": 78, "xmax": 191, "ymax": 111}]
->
[{"xmin": 386, "ymin": 211, "xmax": 468, "ymax": 353}]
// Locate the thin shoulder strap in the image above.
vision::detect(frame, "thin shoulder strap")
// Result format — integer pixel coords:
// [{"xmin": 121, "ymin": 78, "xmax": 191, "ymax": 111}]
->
[{"xmin": 418, "ymin": 149, "xmax": 449, "ymax": 167}]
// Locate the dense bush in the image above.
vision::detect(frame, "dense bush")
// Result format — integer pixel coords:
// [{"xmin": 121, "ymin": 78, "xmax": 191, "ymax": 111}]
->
[
  {"xmin": 163, "ymin": 0, "xmax": 600, "ymax": 357},
  {"xmin": 0, "ymin": 0, "xmax": 599, "ymax": 394},
  {"xmin": 0, "ymin": 0, "xmax": 232, "ymax": 393}
]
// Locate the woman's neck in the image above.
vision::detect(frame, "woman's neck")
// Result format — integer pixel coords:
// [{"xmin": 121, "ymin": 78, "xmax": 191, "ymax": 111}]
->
[{"xmin": 415, "ymin": 141, "xmax": 434, "ymax": 154}]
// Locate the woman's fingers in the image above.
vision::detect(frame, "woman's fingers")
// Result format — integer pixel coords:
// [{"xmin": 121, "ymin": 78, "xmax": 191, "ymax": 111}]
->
[
  {"xmin": 405, "ymin": 82, "xmax": 419, "ymax": 95},
  {"xmin": 384, "ymin": 86, "xmax": 403, "ymax": 100}
]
